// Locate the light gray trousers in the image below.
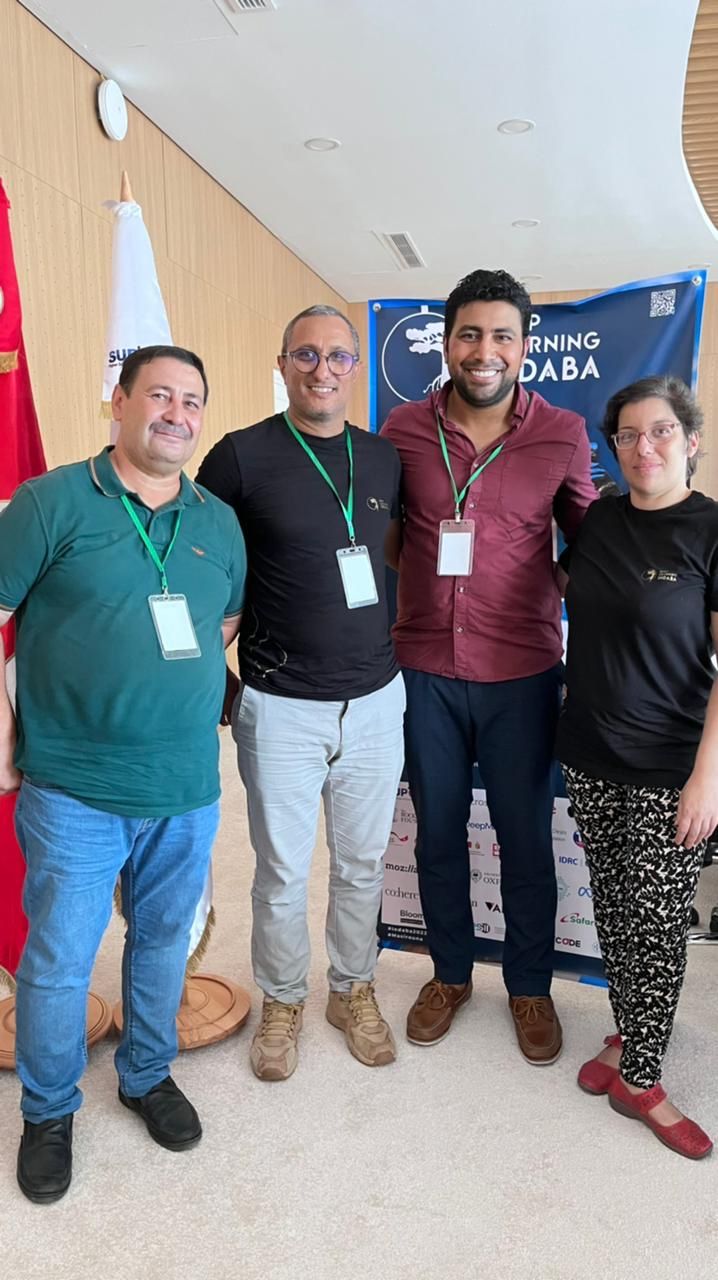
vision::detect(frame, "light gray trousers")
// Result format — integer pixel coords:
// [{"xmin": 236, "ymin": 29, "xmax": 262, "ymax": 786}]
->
[{"xmin": 233, "ymin": 675, "xmax": 405, "ymax": 1003}]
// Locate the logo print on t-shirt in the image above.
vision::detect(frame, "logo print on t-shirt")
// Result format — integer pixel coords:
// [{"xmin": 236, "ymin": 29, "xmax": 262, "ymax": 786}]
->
[
  {"xmin": 642, "ymin": 567, "xmax": 678, "ymax": 583},
  {"xmin": 366, "ymin": 497, "xmax": 390, "ymax": 511}
]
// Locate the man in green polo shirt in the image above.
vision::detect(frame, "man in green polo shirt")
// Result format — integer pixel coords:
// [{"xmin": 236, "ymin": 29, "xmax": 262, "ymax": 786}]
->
[{"xmin": 0, "ymin": 345, "xmax": 246, "ymax": 1204}]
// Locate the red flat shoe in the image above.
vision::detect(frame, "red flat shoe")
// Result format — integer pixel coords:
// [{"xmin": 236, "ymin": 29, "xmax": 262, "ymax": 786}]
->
[
  {"xmin": 577, "ymin": 1033, "xmax": 622, "ymax": 1096},
  {"xmin": 608, "ymin": 1076, "xmax": 713, "ymax": 1160}
]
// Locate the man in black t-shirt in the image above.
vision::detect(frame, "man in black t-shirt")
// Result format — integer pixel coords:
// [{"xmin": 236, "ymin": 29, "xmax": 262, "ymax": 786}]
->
[{"xmin": 198, "ymin": 305, "xmax": 405, "ymax": 1080}]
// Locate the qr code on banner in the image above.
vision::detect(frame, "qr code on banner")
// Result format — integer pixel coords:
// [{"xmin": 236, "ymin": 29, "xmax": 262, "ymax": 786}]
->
[{"xmin": 649, "ymin": 288, "xmax": 676, "ymax": 318}]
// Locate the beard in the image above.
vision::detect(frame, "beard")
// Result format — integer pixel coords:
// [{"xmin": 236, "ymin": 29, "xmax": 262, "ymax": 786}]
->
[{"xmin": 451, "ymin": 366, "xmax": 518, "ymax": 411}]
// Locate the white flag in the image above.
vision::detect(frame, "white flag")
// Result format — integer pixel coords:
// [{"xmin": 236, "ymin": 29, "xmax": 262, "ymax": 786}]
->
[
  {"xmin": 101, "ymin": 198, "xmax": 172, "ymax": 428},
  {"xmin": 101, "ymin": 191, "xmax": 213, "ymax": 966}
]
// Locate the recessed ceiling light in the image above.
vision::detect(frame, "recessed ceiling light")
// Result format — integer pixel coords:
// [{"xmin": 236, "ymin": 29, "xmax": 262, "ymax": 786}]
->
[
  {"xmin": 512, "ymin": 218, "xmax": 540, "ymax": 229},
  {"xmin": 520, "ymin": 274, "xmax": 543, "ymax": 282},
  {"xmin": 686, "ymin": 262, "xmax": 711, "ymax": 269},
  {"xmin": 304, "ymin": 137, "xmax": 341, "ymax": 152},
  {"xmin": 498, "ymin": 118, "xmax": 535, "ymax": 135}
]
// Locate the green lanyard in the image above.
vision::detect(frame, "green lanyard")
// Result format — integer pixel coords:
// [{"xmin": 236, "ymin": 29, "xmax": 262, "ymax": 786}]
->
[
  {"xmin": 436, "ymin": 410, "xmax": 504, "ymax": 521},
  {"xmin": 120, "ymin": 494, "xmax": 183, "ymax": 596},
  {"xmin": 283, "ymin": 411, "xmax": 356, "ymax": 544}
]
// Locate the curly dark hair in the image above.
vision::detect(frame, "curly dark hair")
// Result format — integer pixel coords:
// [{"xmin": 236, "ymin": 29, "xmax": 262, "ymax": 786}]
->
[
  {"xmin": 444, "ymin": 269, "xmax": 532, "ymax": 341},
  {"xmin": 602, "ymin": 375, "xmax": 703, "ymax": 479}
]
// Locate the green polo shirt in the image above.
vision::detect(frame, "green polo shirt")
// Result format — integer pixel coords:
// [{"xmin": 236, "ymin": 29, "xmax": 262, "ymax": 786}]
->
[{"xmin": 0, "ymin": 448, "xmax": 246, "ymax": 816}]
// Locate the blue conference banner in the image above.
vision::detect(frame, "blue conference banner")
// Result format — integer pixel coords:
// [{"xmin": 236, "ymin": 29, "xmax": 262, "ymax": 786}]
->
[
  {"xmin": 373, "ymin": 271, "xmax": 707, "ymax": 979},
  {"xmin": 369, "ymin": 270, "xmax": 707, "ymax": 498}
]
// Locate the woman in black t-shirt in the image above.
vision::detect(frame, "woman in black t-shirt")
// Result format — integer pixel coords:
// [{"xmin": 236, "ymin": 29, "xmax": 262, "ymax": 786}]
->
[{"xmin": 557, "ymin": 375, "xmax": 718, "ymax": 1161}]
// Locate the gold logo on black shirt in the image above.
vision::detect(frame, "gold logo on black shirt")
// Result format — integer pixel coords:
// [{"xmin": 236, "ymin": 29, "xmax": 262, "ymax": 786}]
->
[{"xmin": 642, "ymin": 567, "xmax": 677, "ymax": 583}]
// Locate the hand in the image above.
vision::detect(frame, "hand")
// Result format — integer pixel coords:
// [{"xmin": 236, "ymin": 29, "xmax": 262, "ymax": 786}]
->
[
  {"xmin": 675, "ymin": 770, "xmax": 718, "ymax": 848},
  {"xmin": 220, "ymin": 666, "xmax": 240, "ymax": 727},
  {"xmin": 0, "ymin": 763, "xmax": 21, "ymax": 794}
]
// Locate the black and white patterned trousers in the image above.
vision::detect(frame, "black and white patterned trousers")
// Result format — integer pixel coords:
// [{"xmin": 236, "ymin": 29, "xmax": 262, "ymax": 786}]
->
[{"xmin": 561, "ymin": 764, "xmax": 705, "ymax": 1089}]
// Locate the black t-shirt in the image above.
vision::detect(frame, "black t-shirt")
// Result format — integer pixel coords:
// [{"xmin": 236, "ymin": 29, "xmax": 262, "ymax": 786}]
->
[
  {"xmin": 556, "ymin": 491, "xmax": 718, "ymax": 787},
  {"xmin": 196, "ymin": 414, "xmax": 401, "ymax": 700}
]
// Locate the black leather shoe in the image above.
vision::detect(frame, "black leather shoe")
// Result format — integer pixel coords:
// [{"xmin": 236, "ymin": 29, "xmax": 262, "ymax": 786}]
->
[
  {"xmin": 118, "ymin": 1076, "xmax": 202, "ymax": 1151},
  {"xmin": 17, "ymin": 1114, "xmax": 73, "ymax": 1204}
]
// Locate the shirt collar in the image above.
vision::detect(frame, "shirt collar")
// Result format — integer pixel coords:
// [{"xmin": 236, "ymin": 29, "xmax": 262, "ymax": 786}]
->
[
  {"xmin": 87, "ymin": 446, "xmax": 204, "ymax": 507},
  {"xmin": 433, "ymin": 380, "xmax": 530, "ymax": 431}
]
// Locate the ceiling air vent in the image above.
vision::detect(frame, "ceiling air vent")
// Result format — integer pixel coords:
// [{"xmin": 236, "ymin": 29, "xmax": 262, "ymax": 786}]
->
[
  {"xmin": 222, "ymin": 0, "xmax": 278, "ymax": 11},
  {"xmin": 374, "ymin": 231, "xmax": 426, "ymax": 270}
]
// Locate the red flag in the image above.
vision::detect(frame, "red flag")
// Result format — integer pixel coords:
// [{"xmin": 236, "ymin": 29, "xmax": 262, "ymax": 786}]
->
[{"xmin": 0, "ymin": 177, "xmax": 46, "ymax": 982}]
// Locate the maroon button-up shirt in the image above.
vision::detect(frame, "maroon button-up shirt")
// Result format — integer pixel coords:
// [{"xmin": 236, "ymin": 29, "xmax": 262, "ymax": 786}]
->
[{"xmin": 381, "ymin": 383, "xmax": 596, "ymax": 682}]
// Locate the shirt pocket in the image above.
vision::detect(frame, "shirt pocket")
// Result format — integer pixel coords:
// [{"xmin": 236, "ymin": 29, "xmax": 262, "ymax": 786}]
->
[{"xmin": 499, "ymin": 453, "xmax": 566, "ymax": 522}]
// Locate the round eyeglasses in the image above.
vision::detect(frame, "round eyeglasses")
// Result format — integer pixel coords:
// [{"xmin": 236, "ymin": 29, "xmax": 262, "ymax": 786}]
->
[
  {"xmin": 612, "ymin": 422, "xmax": 680, "ymax": 450},
  {"xmin": 283, "ymin": 348, "xmax": 358, "ymax": 377}
]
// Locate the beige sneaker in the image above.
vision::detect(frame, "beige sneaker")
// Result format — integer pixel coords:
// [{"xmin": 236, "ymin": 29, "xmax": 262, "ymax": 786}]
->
[
  {"xmin": 326, "ymin": 982, "xmax": 396, "ymax": 1067},
  {"xmin": 250, "ymin": 999, "xmax": 303, "ymax": 1081}
]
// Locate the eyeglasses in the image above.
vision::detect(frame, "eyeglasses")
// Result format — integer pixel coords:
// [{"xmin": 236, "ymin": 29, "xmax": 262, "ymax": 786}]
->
[
  {"xmin": 612, "ymin": 422, "xmax": 681, "ymax": 450},
  {"xmin": 283, "ymin": 348, "xmax": 358, "ymax": 377}
]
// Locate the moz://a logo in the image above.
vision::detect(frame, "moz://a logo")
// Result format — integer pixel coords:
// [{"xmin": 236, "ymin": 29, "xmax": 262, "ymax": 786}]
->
[{"xmin": 381, "ymin": 308, "xmax": 448, "ymax": 404}]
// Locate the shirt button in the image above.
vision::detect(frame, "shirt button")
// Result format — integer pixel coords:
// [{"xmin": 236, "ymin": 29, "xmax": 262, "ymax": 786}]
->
[
  {"xmin": 458, "ymin": 586, "xmax": 466, "ymax": 593},
  {"xmin": 468, "ymin": 502, "xmax": 476, "ymax": 510},
  {"xmin": 456, "ymin": 626, "xmax": 464, "ymax": 633}
]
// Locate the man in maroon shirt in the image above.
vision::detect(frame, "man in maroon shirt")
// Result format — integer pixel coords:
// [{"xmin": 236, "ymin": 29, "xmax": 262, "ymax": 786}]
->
[{"xmin": 382, "ymin": 269, "xmax": 595, "ymax": 1063}]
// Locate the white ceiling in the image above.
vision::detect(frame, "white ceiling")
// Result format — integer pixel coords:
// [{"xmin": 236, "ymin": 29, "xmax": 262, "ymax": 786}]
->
[{"xmin": 20, "ymin": 0, "xmax": 718, "ymax": 301}]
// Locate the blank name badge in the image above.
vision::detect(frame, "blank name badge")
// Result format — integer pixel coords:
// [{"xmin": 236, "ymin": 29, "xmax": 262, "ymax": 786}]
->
[
  {"xmin": 336, "ymin": 545, "xmax": 379, "ymax": 609},
  {"xmin": 437, "ymin": 519, "xmax": 475, "ymax": 576},
  {"xmin": 148, "ymin": 594, "xmax": 201, "ymax": 660}
]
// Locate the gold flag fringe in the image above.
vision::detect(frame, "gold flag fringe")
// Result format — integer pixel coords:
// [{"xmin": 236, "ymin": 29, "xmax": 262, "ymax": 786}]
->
[
  {"xmin": 112, "ymin": 881, "xmax": 215, "ymax": 978},
  {"xmin": 0, "ymin": 964, "xmax": 16, "ymax": 993},
  {"xmin": 0, "ymin": 350, "xmax": 18, "ymax": 374},
  {"xmin": 100, "ymin": 401, "xmax": 113, "ymax": 419}
]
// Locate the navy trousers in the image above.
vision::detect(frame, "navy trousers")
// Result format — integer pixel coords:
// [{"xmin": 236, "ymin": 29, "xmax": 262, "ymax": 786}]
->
[{"xmin": 403, "ymin": 665, "xmax": 562, "ymax": 996}]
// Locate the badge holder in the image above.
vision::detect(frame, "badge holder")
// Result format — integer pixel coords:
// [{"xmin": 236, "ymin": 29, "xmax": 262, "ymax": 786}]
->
[
  {"xmin": 336, "ymin": 545, "xmax": 379, "ymax": 608},
  {"xmin": 148, "ymin": 594, "xmax": 201, "ymax": 660},
  {"xmin": 437, "ymin": 520, "xmax": 475, "ymax": 576}
]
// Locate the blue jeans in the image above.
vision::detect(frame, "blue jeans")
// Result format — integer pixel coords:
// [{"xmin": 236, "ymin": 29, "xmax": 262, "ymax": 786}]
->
[
  {"xmin": 14, "ymin": 781, "xmax": 219, "ymax": 1123},
  {"xmin": 403, "ymin": 666, "xmax": 562, "ymax": 996}
]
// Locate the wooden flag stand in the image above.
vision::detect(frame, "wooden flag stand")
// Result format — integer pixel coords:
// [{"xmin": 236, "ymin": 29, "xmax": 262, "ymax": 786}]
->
[
  {"xmin": 0, "ymin": 988, "xmax": 113, "ymax": 1070},
  {"xmin": 112, "ymin": 975, "xmax": 251, "ymax": 1051}
]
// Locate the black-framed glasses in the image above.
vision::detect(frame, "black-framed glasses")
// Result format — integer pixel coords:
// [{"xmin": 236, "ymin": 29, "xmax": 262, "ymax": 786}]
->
[
  {"xmin": 612, "ymin": 422, "xmax": 680, "ymax": 450},
  {"xmin": 283, "ymin": 347, "xmax": 358, "ymax": 376}
]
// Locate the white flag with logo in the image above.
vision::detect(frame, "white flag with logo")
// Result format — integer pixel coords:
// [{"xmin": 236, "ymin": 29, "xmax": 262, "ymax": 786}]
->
[
  {"xmin": 101, "ymin": 191, "xmax": 213, "ymax": 964},
  {"xmin": 101, "ymin": 198, "xmax": 172, "ymax": 424}
]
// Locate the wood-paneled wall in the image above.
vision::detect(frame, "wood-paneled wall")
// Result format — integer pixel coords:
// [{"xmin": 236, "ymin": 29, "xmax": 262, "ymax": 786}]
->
[
  {"xmin": 0, "ymin": 0, "xmax": 354, "ymax": 470},
  {"xmin": 350, "ymin": 285, "xmax": 718, "ymax": 499}
]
